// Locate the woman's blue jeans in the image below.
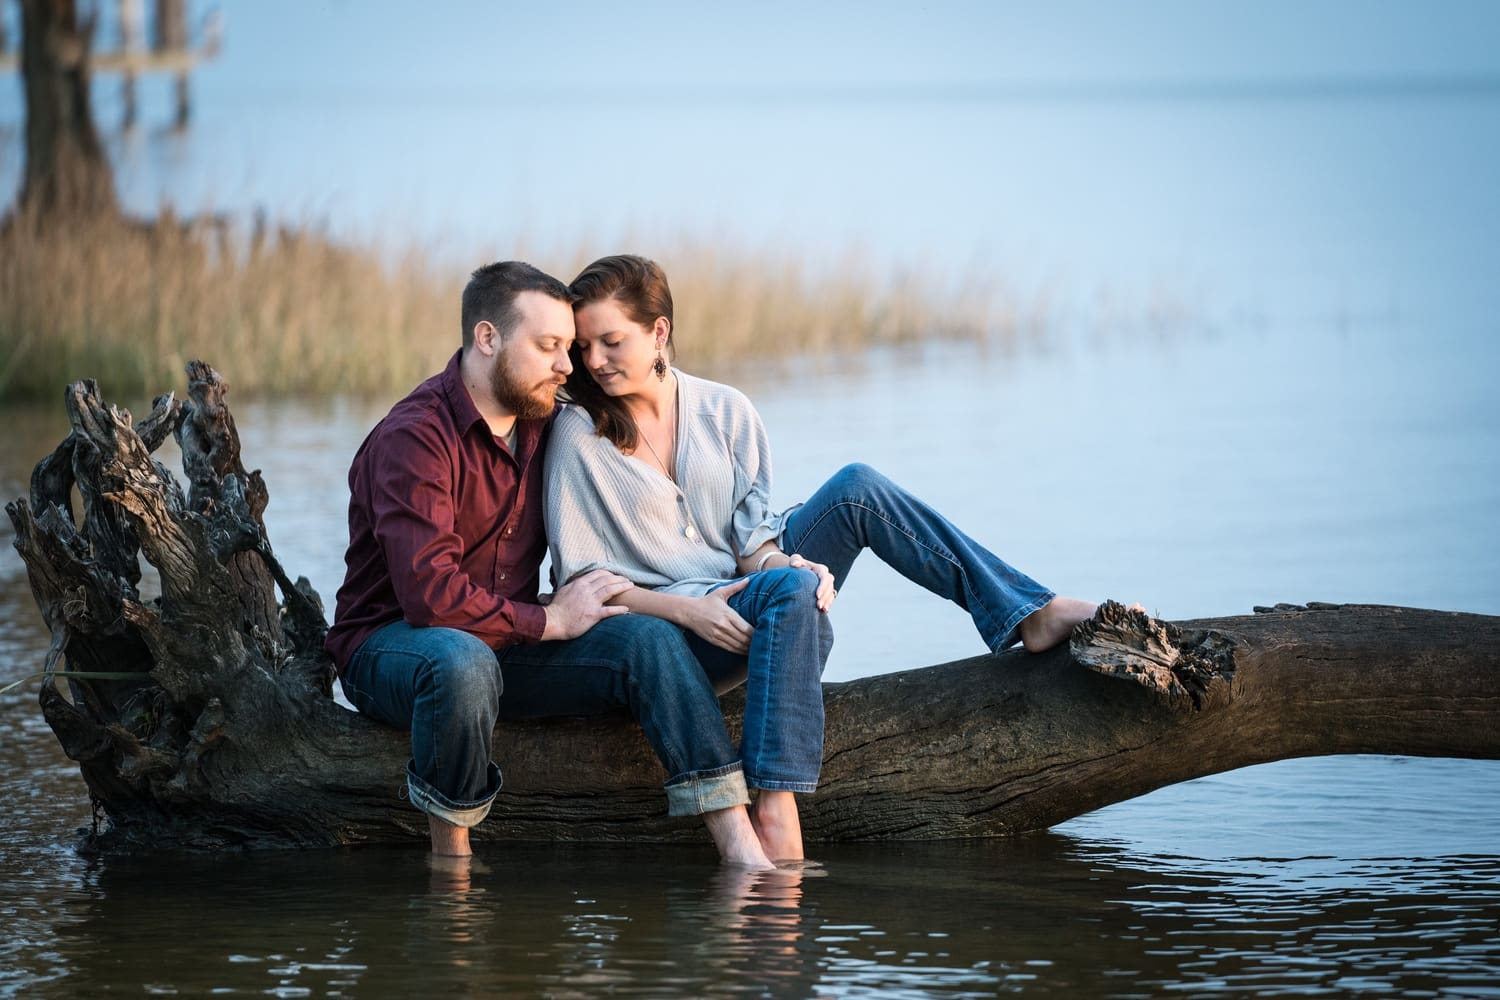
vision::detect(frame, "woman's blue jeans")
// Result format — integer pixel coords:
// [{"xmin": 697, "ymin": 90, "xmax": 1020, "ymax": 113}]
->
[
  {"xmin": 689, "ymin": 566, "xmax": 834, "ymax": 794},
  {"xmin": 780, "ymin": 463, "xmax": 1056, "ymax": 653},
  {"xmin": 342, "ymin": 614, "xmax": 753, "ymax": 826}
]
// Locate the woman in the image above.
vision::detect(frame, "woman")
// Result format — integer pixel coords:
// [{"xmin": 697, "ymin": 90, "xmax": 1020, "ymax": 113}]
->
[{"xmin": 544, "ymin": 255, "xmax": 1098, "ymax": 866}]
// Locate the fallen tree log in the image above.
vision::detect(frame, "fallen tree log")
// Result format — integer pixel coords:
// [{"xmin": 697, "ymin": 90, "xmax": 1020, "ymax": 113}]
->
[{"xmin": 8, "ymin": 366, "xmax": 1499, "ymax": 853}]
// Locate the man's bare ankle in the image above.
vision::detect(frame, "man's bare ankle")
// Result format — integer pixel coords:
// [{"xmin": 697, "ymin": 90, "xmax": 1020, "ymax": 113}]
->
[
  {"xmin": 428, "ymin": 815, "xmax": 472, "ymax": 856},
  {"xmin": 704, "ymin": 805, "xmax": 776, "ymax": 870}
]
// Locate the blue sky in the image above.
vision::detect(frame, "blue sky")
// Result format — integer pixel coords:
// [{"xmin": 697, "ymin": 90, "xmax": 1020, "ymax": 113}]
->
[{"xmin": 196, "ymin": 0, "xmax": 1500, "ymax": 97}]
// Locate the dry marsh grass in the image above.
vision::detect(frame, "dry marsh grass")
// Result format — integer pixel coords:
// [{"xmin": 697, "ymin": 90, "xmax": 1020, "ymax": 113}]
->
[
  {"xmin": 1, "ymin": 210, "xmax": 1025, "ymax": 402},
  {"xmin": 1, "ymin": 210, "xmax": 458, "ymax": 402}
]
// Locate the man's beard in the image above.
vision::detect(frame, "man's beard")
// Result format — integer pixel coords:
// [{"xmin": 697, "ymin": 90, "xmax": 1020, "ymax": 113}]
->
[{"xmin": 491, "ymin": 357, "xmax": 558, "ymax": 421}]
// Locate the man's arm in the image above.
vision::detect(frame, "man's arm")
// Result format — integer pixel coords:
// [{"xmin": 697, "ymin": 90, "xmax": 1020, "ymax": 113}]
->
[
  {"xmin": 362, "ymin": 423, "xmax": 626, "ymax": 645},
  {"xmin": 541, "ymin": 570, "xmax": 635, "ymax": 640}
]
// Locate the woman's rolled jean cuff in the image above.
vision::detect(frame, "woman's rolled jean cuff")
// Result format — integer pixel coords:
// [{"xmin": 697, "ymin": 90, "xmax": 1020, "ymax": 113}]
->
[
  {"xmin": 404, "ymin": 760, "xmax": 502, "ymax": 829},
  {"xmin": 747, "ymin": 776, "xmax": 819, "ymax": 794},
  {"xmin": 994, "ymin": 592, "xmax": 1056, "ymax": 651},
  {"xmin": 665, "ymin": 762, "xmax": 750, "ymax": 816}
]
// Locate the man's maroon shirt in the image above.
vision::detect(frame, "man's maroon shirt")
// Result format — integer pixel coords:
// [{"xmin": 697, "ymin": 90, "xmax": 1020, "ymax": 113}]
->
[{"xmin": 325, "ymin": 351, "xmax": 550, "ymax": 673}]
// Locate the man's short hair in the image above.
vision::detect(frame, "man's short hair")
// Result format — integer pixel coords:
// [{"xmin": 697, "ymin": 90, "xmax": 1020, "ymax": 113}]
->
[{"xmin": 461, "ymin": 261, "xmax": 574, "ymax": 350}]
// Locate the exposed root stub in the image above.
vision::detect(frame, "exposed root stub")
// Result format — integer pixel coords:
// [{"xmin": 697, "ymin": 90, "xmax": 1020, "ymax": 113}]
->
[
  {"xmin": 1254, "ymin": 601, "xmax": 1345, "ymax": 614},
  {"xmin": 1070, "ymin": 600, "xmax": 1237, "ymax": 711}
]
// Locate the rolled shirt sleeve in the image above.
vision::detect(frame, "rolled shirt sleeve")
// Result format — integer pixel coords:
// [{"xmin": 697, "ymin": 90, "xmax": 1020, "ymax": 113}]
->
[{"xmin": 728, "ymin": 401, "xmax": 794, "ymax": 559}]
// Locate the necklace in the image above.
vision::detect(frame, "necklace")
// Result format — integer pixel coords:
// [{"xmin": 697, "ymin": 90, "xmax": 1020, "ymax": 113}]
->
[{"xmin": 636, "ymin": 379, "xmax": 678, "ymax": 483}]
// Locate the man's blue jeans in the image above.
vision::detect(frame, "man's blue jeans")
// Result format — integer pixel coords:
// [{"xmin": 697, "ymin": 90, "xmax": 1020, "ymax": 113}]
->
[
  {"xmin": 780, "ymin": 463, "xmax": 1056, "ymax": 653},
  {"xmin": 341, "ymin": 614, "xmax": 752, "ymax": 827}
]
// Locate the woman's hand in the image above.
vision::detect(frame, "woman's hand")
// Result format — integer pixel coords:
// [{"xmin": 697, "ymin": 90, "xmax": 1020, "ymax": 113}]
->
[
  {"xmin": 684, "ymin": 578, "xmax": 755, "ymax": 654},
  {"xmin": 786, "ymin": 553, "xmax": 837, "ymax": 612}
]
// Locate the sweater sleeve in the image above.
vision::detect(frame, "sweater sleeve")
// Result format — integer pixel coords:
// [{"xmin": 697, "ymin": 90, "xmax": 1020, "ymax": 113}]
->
[
  {"xmin": 544, "ymin": 409, "xmax": 621, "ymax": 586},
  {"xmin": 727, "ymin": 391, "xmax": 784, "ymax": 558}
]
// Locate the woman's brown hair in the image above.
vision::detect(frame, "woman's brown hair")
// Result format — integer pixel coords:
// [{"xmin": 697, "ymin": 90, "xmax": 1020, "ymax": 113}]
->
[{"xmin": 564, "ymin": 254, "xmax": 675, "ymax": 451}]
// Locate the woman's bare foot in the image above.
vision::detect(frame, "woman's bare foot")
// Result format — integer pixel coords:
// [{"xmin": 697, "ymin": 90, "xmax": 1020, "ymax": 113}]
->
[
  {"xmin": 1018, "ymin": 596, "xmax": 1099, "ymax": 653},
  {"xmin": 703, "ymin": 805, "xmax": 777, "ymax": 870},
  {"xmin": 428, "ymin": 815, "xmax": 472, "ymax": 857},
  {"xmin": 749, "ymin": 790, "xmax": 805, "ymax": 862}
]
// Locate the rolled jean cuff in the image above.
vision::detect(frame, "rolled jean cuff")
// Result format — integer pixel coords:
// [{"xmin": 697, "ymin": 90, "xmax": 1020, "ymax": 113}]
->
[
  {"xmin": 747, "ymin": 776, "xmax": 819, "ymax": 794},
  {"xmin": 665, "ymin": 762, "xmax": 750, "ymax": 817},
  {"xmin": 995, "ymin": 591, "xmax": 1057, "ymax": 651},
  {"xmin": 404, "ymin": 760, "xmax": 502, "ymax": 829}
]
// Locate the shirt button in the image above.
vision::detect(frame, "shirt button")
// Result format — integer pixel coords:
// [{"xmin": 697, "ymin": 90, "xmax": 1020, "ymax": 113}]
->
[
  {"xmin": 499, "ymin": 572, "xmax": 507, "ymax": 581},
  {"xmin": 505, "ymin": 527, "xmax": 513, "ymax": 536}
]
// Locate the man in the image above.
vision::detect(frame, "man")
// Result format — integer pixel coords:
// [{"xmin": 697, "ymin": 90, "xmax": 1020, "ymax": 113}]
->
[{"xmin": 326, "ymin": 261, "xmax": 778, "ymax": 866}]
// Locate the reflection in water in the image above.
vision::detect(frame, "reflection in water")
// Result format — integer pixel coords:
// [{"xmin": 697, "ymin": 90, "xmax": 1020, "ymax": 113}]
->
[
  {"xmin": 4, "ymin": 840, "xmax": 1495, "ymax": 998},
  {"xmin": 701, "ymin": 864, "xmax": 817, "ymax": 989}
]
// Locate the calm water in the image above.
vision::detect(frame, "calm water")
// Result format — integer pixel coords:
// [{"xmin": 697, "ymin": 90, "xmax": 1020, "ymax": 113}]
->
[
  {"xmin": 3, "ymin": 840, "xmax": 1499, "ymax": 998},
  {"xmin": 3, "ymin": 325, "xmax": 1498, "ymax": 996},
  {"xmin": 4, "ymin": 9, "xmax": 1500, "ymax": 992}
]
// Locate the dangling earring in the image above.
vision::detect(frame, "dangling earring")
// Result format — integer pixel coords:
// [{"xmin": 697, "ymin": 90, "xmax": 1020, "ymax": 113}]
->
[{"xmin": 653, "ymin": 350, "xmax": 668, "ymax": 381}]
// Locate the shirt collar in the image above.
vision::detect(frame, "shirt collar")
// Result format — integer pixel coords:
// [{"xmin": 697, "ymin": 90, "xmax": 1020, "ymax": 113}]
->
[
  {"xmin": 438, "ymin": 348, "xmax": 554, "ymax": 455},
  {"xmin": 438, "ymin": 349, "xmax": 488, "ymax": 436}
]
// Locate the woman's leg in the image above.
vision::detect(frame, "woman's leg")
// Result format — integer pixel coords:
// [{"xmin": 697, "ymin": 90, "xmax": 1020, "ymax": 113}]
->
[
  {"xmin": 496, "ymin": 615, "xmax": 773, "ymax": 868},
  {"xmin": 718, "ymin": 566, "xmax": 833, "ymax": 860},
  {"xmin": 780, "ymin": 463, "xmax": 1086, "ymax": 652}
]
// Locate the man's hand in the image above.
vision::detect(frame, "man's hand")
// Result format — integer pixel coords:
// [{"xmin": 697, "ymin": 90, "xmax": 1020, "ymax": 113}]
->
[{"xmin": 541, "ymin": 569, "xmax": 633, "ymax": 641}]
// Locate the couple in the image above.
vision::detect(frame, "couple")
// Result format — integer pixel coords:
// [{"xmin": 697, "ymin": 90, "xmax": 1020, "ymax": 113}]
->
[{"xmin": 326, "ymin": 256, "xmax": 1099, "ymax": 869}]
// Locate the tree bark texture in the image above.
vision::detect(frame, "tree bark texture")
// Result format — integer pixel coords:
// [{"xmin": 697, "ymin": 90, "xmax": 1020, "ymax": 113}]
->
[
  {"xmin": 19, "ymin": 0, "xmax": 119, "ymax": 221},
  {"xmin": 8, "ymin": 368, "xmax": 1499, "ymax": 853}
]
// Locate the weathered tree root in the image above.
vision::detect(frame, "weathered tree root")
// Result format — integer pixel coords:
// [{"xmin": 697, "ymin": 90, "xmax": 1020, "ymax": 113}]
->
[{"xmin": 1069, "ymin": 601, "xmax": 1236, "ymax": 710}]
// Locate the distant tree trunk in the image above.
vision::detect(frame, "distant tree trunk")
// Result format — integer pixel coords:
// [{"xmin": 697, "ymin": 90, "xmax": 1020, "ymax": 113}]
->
[
  {"xmin": 119, "ymin": 0, "xmax": 143, "ymax": 131},
  {"xmin": 152, "ymin": 0, "xmax": 186, "ymax": 49},
  {"xmin": 7, "ymin": 365, "xmax": 1500, "ymax": 853},
  {"xmin": 18, "ymin": 0, "xmax": 119, "ymax": 221},
  {"xmin": 152, "ymin": 0, "xmax": 189, "ymax": 128}
]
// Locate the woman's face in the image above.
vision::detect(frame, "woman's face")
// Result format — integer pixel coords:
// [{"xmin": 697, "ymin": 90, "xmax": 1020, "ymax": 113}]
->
[{"xmin": 573, "ymin": 297, "xmax": 664, "ymax": 398}]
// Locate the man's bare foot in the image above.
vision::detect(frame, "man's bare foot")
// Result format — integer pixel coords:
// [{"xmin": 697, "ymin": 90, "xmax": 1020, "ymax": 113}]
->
[
  {"xmin": 1019, "ymin": 596, "xmax": 1100, "ymax": 653},
  {"xmin": 428, "ymin": 815, "xmax": 472, "ymax": 857},
  {"xmin": 749, "ymin": 790, "xmax": 805, "ymax": 862},
  {"xmin": 703, "ymin": 805, "xmax": 777, "ymax": 870}
]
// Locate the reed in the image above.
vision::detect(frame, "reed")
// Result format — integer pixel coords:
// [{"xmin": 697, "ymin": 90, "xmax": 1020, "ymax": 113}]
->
[
  {"xmin": 1, "ymin": 209, "xmax": 1018, "ymax": 402},
  {"xmin": 630, "ymin": 238, "xmax": 1019, "ymax": 370},
  {"xmin": 1, "ymin": 209, "xmax": 457, "ymax": 402}
]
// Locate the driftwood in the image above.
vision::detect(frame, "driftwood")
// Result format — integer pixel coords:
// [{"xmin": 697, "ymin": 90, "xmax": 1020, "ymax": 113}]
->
[{"xmin": 8, "ymin": 366, "xmax": 1499, "ymax": 853}]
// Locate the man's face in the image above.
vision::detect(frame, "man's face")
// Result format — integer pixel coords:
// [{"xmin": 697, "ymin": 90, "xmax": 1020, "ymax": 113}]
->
[{"xmin": 491, "ymin": 291, "xmax": 575, "ymax": 420}]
